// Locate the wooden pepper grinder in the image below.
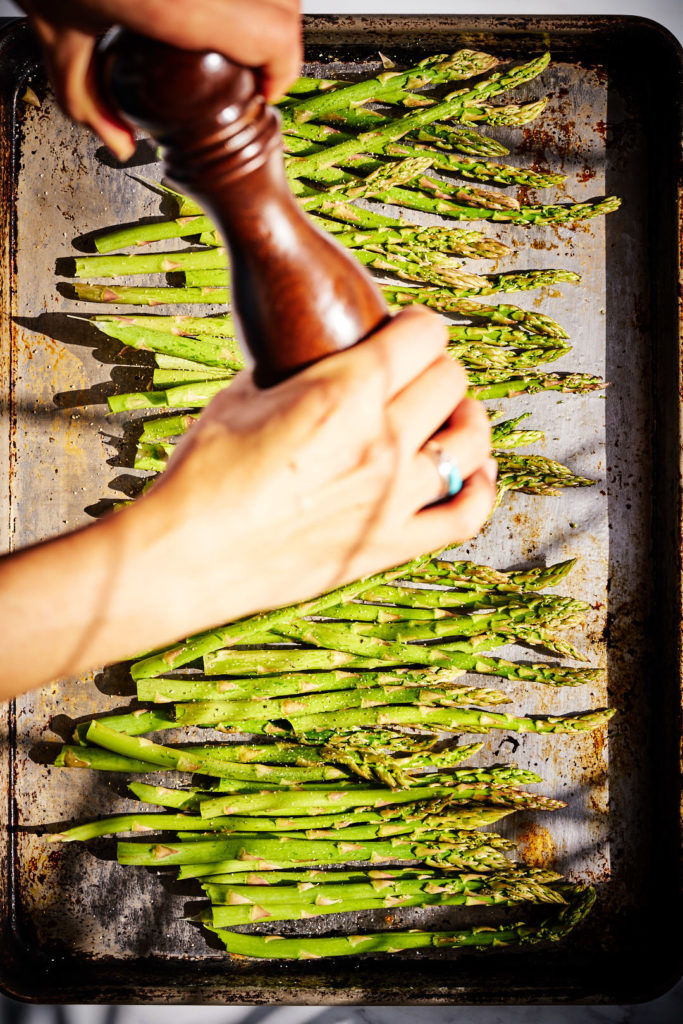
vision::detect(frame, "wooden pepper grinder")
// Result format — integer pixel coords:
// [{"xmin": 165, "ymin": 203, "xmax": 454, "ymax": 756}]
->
[{"xmin": 96, "ymin": 30, "xmax": 389, "ymax": 386}]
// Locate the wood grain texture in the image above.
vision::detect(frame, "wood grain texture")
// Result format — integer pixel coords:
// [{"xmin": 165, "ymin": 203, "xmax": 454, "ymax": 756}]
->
[{"xmin": 97, "ymin": 29, "xmax": 388, "ymax": 385}]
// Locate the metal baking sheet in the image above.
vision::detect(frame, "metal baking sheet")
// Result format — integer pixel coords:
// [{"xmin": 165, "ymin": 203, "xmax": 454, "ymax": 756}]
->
[{"xmin": 0, "ymin": 14, "xmax": 681, "ymax": 1004}]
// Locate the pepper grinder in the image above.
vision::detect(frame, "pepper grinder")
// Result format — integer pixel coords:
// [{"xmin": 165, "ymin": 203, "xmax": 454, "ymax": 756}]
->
[{"xmin": 96, "ymin": 30, "xmax": 389, "ymax": 386}]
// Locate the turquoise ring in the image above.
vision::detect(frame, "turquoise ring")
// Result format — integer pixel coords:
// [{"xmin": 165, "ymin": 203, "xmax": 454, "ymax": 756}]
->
[{"xmin": 423, "ymin": 441, "xmax": 463, "ymax": 500}]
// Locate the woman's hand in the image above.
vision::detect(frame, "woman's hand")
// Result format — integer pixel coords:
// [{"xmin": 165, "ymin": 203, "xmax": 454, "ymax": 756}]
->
[
  {"xmin": 0, "ymin": 307, "xmax": 495, "ymax": 696},
  {"xmin": 20, "ymin": 0, "xmax": 302, "ymax": 159},
  {"xmin": 123, "ymin": 306, "xmax": 497, "ymax": 643}
]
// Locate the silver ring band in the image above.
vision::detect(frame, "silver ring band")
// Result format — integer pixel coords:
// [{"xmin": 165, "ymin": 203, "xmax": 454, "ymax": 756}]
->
[{"xmin": 422, "ymin": 441, "xmax": 463, "ymax": 501}]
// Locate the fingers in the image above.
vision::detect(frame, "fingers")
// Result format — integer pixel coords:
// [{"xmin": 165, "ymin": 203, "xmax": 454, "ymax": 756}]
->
[
  {"xmin": 31, "ymin": 19, "xmax": 136, "ymax": 160},
  {"xmin": 26, "ymin": 0, "xmax": 302, "ymax": 155},
  {"xmin": 401, "ymin": 459, "xmax": 499, "ymax": 553},
  {"xmin": 105, "ymin": 0, "xmax": 303, "ymax": 101},
  {"xmin": 410, "ymin": 397, "xmax": 492, "ymax": 508},
  {"xmin": 384, "ymin": 353, "xmax": 468, "ymax": 463}
]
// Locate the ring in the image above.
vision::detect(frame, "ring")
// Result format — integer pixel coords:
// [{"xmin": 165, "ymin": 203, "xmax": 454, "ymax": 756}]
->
[{"xmin": 422, "ymin": 441, "xmax": 463, "ymax": 500}]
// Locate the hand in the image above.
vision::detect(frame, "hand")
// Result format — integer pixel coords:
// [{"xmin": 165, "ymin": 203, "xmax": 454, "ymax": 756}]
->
[
  {"xmin": 20, "ymin": 0, "xmax": 302, "ymax": 160},
  {"xmin": 125, "ymin": 306, "xmax": 496, "ymax": 639},
  {"xmin": 0, "ymin": 307, "xmax": 495, "ymax": 695}
]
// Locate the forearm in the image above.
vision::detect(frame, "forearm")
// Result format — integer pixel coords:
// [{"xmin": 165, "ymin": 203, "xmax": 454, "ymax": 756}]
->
[{"xmin": 0, "ymin": 504, "xmax": 247, "ymax": 697}]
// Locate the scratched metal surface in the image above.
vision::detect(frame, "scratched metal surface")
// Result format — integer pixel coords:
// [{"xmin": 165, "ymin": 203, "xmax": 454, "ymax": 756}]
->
[{"xmin": 0, "ymin": 15, "xmax": 680, "ymax": 1005}]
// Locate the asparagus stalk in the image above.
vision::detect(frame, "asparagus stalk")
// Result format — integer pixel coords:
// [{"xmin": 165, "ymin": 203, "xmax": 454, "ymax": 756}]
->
[
  {"xmin": 383, "ymin": 290, "xmax": 569, "ymax": 337},
  {"xmin": 283, "ymin": 705, "xmax": 614, "ymax": 737},
  {"xmin": 209, "ymin": 885, "xmax": 596, "ymax": 957},
  {"xmin": 205, "ymin": 867, "xmax": 562, "ymax": 906},
  {"xmin": 74, "ymin": 248, "xmax": 229, "ymax": 278},
  {"xmin": 320, "ymin": 185, "xmax": 621, "ymax": 224},
  {"xmin": 130, "ymin": 553, "xmax": 435, "ymax": 679},
  {"xmin": 266, "ymin": 620, "xmax": 599, "ymax": 685},
  {"xmin": 138, "ymin": 413, "xmax": 200, "ymax": 443},
  {"xmin": 320, "ymin": 222, "xmax": 512, "ymax": 259},
  {"xmin": 107, "ymin": 377, "xmax": 232, "ymax": 413},
  {"xmin": 151, "ymin": 369, "xmax": 230, "ymax": 388},
  {"xmin": 281, "ymin": 51, "xmax": 500, "ymax": 129},
  {"xmin": 117, "ymin": 830, "xmax": 516, "ymax": 867},
  {"xmin": 497, "ymin": 453, "xmax": 594, "ymax": 494},
  {"xmin": 285, "ymin": 53, "xmax": 551, "ymax": 179},
  {"xmin": 471, "ymin": 371, "xmax": 606, "ymax": 400},
  {"xmin": 74, "ymin": 284, "xmax": 230, "ymax": 306},
  {"xmin": 384, "ymin": 143, "xmax": 565, "ymax": 188},
  {"xmin": 51, "ymin": 808, "xmax": 515, "ymax": 843},
  {"xmin": 410, "ymin": 122, "xmax": 509, "ymax": 156},
  {"xmin": 91, "ymin": 320, "xmax": 242, "ymax": 368},
  {"xmin": 54, "ymin": 745, "xmax": 155, "ymax": 772},
  {"xmin": 200, "ymin": 866, "xmax": 452, "ymax": 884},
  {"xmin": 93, "ymin": 313, "xmax": 235, "ymax": 336},
  {"xmin": 136, "ymin": 667, "xmax": 462, "ymax": 703},
  {"xmin": 208, "ymin": 880, "xmax": 563, "ymax": 927},
  {"xmin": 171, "ymin": 682, "xmax": 512, "ymax": 729},
  {"xmin": 176, "ymin": 841, "xmax": 515, "ymax": 877},
  {"xmin": 459, "ymin": 97, "xmax": 548, "ymax": 126},
  {"xmin": 285, "ymin": 118, "xmax": 511, "ymax": 159},
  {"xmin": 312, "ymin": 598, "xmax": 586, "ymax": 642},
  {"xmin": 94, "ymin": 216, "xmax": 215, "ymax": 254}
]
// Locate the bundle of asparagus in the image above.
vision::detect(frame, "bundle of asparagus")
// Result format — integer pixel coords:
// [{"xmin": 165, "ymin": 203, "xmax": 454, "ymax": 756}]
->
[{"xmin": 50, "ymin": 555, "xmax": 609, "ymax": 957}]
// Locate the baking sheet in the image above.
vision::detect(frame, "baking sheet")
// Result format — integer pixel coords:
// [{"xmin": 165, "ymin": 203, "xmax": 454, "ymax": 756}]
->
[{"xmin": 0, "ymin": 14, "xmax": 680, "ymax": 1004}]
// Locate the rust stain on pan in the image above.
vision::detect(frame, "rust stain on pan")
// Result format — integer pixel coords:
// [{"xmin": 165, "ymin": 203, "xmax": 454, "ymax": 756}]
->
[{"xmin": 517, "ymin": 824, "xmax": 556, "ymax": 868}]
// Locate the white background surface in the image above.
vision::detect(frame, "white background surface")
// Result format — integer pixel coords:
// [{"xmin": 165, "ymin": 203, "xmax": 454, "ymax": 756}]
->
[{"xmin": 0, "ymin": 1, "xmax": 680, "ymax": 1020}]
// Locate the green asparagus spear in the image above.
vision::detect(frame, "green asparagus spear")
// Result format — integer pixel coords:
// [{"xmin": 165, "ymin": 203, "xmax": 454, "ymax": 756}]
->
[{"xmin": 209, "ymin": 885, "xmax": 596, "ymax": 957}]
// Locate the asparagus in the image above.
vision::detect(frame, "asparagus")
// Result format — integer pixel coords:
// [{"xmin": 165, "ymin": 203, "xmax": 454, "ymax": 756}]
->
[
  {"xmin": 319, "ymin": 223, "xmax": 512, "ymax": 259},
  {"xmin": 205, "ymin": 867, "xmax": 562, "ymax": 906},
  {"xmin": 285, "ymin": 53, "xmax": 551, "ymax": 179},
  {"xmin": 172, "ymin": 683, "xmax": 512, "ymax": 729},
  {"xmin": 91, "ymin": 320, "xmax": 242, "ymax": 368},
  {"xmin": 209, "ymin": 885, "xmax": 596, "ymax": 957},
  {"xmin": 286, "ymin": 118, "xmax": 511, "ymax": 159},
  {"xmin": 74, "ymin": 284, "xmax": 230, "ymax": 306},
  {"xmin": 384, "ymin": 143, "xmax": 565, "ymax": 188},
  {"xmin": 176, "ymin": 842, "xmax": 515, "ymax": 877},
  {"xmin": 461, "ymin": 97, "xmax": 549, "ymax": 126},
  {"xmin": 281, "ymin": 51, "xmax": 500, "ymax": 129},
  {"xmin": 54, "ymin": 745, "xmax": 155, "ymax": 772},
  {"xmin": 273, "ymin": 704, "xmax": 615, "ymax": 738},
  {"xmin": 94, "ymin": 216, "xmax": 215, "ymax": 254},
  {"xmin": 74, "ymin": 248, "xmax": 229, "ymax": 278},
  {"xmin": 316, "ymin": 185, "xmax": 622, "ymax": 225},
  {"xmin": 93, "ymin": 313, "xmax": 236, "ymax": 336},
  {"xmin": 117, "ymin": 830, "xmax": 515, "ymax": 867},
  {"xmin": 208, "ymin": 879, "xmax": 564, "ymax": 927},
  {"xmin": 151, "ymin": 368, "xmax": 231, "ymax": 389},
  {"xmin": 136, "ymin": 667, "xmax": 463, "ymax": 703},
  {"xmin": 383, "ymin": 290, "xmax": 569, "ymax": 337},
  {"xmin": 202, "ymin": 866, "xmax": 452, "ymax": 884},
  {"xmin": 471, "ymin": 371, "xmax": 606, "ymax": 400},
  {"xmin": 107, "ymin": 377, "xmax": 232, "ymax": 413},
  {"xmin": 138, "ymin": 414, "xmax": 199, "ymax": 443},
  {"xmin": 311, "ymin": 598, "xmax": 586, "ymax": 643},
  {"xmin": 117, "ymin": 367, "xmax": 600, "ymax": 416},
  {"xmin": 130, "ymin": 553, "xmax": 435, "ymax": 679},
  {"xmin": 313, "ymin": 583, "xmax": 567, "ymax": 609},
  {"xmin": 497, "ymin": 453, "xmax": 594, "ymax": 494},
  {"xmin": 266, "ymin": 619, "xmax": 600, "ymax": 685},
  {"xmin": 85, "ymin": 721, "xmax": 269, "ymax": 777}
]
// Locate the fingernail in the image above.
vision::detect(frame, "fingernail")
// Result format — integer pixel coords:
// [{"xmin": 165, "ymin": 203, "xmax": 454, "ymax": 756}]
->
[{"xmin": 483, "ymin": 457, "xmax": 498, "ymax": 485}]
